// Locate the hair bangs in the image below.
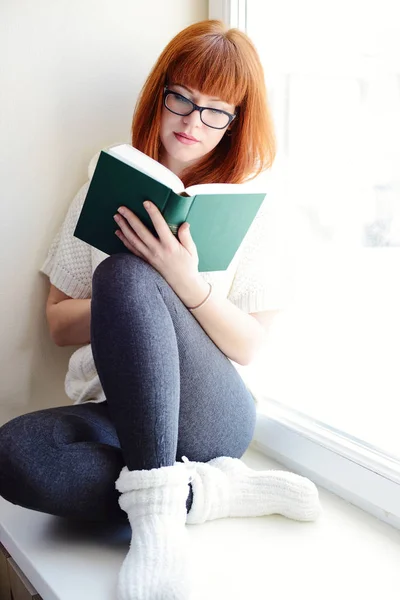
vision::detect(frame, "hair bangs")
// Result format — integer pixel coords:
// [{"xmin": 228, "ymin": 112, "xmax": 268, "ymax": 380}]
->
[{"xmin": 166, "ymin": 39, "xmax": 248, "ymax": 107}]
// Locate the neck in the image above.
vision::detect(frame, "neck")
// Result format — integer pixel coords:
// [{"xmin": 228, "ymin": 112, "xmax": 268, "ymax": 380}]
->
[{"xmin": 159, "ymin": 151, "xmax": 198, "ymax": 180}]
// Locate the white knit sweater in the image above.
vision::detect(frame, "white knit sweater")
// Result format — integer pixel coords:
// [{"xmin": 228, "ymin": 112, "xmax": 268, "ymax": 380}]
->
[{"xmin": 39, "ymin": 144, "xmax": 291, "ymax": 405}]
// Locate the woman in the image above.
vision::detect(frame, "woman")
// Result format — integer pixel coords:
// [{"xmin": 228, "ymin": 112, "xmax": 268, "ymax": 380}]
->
[{"xmin": 0, "ymin": 20, "xmax": 321, "ymax": 600}]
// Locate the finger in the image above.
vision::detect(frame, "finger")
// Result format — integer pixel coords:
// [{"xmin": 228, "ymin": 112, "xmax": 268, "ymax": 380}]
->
[
  {"xmin": 117, "ymin": 207, "xmax": 159, "ymax": 254},
  {"xmin": 115, "ymin": 230, "xmax": 146, "ymax": 260},
  {"xmin": 143, "ymin": 201, "xmax": 176, "ymax": 245},
  {"xmin": 178, "ymin": 222, "xmax": 198, "ymax": 256},
  {"xmin": 115, "ymin": 214, "xmax": 151, "ymax": 258}
]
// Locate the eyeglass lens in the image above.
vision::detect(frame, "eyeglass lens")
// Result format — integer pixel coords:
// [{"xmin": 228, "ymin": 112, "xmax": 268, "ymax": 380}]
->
[{"xmin": 165, "ymin": 92, "xmax": 230, "ymax": 129}]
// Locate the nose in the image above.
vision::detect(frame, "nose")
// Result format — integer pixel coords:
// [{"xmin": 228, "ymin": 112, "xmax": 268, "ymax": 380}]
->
[{"xmin": 182, "ymin": 108, "xmax": 203, "ymax": 127}]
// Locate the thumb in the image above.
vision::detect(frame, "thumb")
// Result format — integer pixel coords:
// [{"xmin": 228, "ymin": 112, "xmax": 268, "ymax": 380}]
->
[{"xmin": 178, "ymin": 222, "xmax": 195, "ymax": 251}]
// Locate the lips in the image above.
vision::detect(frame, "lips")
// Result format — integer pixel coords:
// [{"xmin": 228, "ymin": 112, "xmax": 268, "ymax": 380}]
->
[{"xmin": 174, "ymin": 132, "xmax": 199, "ymax": 145}]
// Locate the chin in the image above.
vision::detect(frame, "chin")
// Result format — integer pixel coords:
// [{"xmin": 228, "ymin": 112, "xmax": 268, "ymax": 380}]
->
[{"xmin": 166, "ymin": 140, "xmax": 203, "ymax": 162}]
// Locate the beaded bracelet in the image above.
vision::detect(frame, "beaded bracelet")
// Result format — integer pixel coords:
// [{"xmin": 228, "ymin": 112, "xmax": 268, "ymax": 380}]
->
[{"xmin": 188, "ymin": 283, "xmax": 213, "ymax": 311}]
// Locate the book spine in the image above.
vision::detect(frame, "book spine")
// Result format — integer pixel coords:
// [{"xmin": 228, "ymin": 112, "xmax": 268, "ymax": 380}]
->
[{"xmin": 162, "ymin": 191, "xmax": 194, "ymax": 236}]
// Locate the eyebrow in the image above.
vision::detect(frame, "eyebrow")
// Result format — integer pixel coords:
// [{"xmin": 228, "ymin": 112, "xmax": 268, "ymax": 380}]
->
[{"xmin": 171, "ymin": 83, "xmax": 228, "ymax": 105}]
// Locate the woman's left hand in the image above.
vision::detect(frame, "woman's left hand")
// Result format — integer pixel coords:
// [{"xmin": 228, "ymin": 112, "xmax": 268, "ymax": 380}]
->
[{"xmin": 114, "ymin": 201, "xmax": 200, "ymax": 290}]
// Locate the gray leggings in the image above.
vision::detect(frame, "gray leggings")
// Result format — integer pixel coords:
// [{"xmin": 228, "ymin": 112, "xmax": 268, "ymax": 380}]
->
[{"xmin": 0, "ymin": 254, "xmax": 256, "ymax": 522}]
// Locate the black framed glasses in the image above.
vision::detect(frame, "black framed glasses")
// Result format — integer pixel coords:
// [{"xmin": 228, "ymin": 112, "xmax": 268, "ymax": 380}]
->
[{"xmin": 163, "ymin": 87, "xmax": 236, "ymax": 130}]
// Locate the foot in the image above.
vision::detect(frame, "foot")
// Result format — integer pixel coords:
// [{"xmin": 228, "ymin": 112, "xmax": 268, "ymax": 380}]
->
[
  {"xmin": 186, "ymin": 456, "xmax": 322, "ymax": 524},
  {"xmin": 116, "ymin": 463, "xmax": 193, "ymax": 599}
]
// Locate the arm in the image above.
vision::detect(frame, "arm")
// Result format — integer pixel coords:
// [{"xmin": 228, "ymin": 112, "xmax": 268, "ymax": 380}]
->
[
  {"xmin": 46, "ymin": 284, "xmax": 91, "ymax": 347},
  {"xmin": 46, "ymin": 281, "xmax": 277, "ymax": 361},
  {"xmin": 171, "ymin": 275, "xmax": 277, "ymax": 366}
]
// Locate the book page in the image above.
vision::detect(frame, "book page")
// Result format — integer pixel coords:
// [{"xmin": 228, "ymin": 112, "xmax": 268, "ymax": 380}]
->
[
  {"xmin": 107, "ymin": 144, "xmax": 184, "ymax": 194},
  {"xmin": 185, "ymin": 182, "xmax": 266, "ymax": 195}
]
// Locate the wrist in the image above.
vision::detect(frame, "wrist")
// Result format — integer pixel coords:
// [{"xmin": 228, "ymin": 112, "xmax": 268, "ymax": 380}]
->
[
  {"xmin": 173, "ymin": 275, "xmax": 211, "ymax": 308},
  {"xmin": 187, "ymin": 282, "xmax": 212, "ymax": 311}
]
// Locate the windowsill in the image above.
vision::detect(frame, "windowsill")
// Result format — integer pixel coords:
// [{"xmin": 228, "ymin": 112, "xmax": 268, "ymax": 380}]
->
[{"xmin": 0, "ymin": 446, "xmax": 399, "ymax": 599}]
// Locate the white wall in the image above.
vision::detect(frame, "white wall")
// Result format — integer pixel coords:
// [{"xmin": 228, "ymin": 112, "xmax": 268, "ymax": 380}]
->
[{"xmin": 0, "ymin": 0, "xmax": 208, "ymax": 425}]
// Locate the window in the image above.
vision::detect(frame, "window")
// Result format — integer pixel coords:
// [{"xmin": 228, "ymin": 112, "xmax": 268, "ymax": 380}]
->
[{"xmin": 209, "ymin": 0, "xmax": 400, "ymax": 529}]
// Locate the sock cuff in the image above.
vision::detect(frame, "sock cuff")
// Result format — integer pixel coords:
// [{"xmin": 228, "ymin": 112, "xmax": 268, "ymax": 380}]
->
[
  {"xmin": 186, "ymin": 461, "xmax": 230, "ymax": 524},
  {"xmin": 115, "ymin": 460, "xmax": 192, "ymax": 494}
]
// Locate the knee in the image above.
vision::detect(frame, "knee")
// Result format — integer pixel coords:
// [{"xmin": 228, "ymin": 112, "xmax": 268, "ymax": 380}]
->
[
  {"xmin": 92, "ymin": 253, "xmax": 161, "ymax": 293},
  {"xmin": 0, "ymin": 414, "xmax": 26, "ymax": 459},
  {"xmin": 1, "ymin": 411, "xmax": 34, "ymax": 454},
  {"xmin": 0, "ymin": 414, "xmax": 31, "ymax": 500},
  {"xmin": 0, "ymin": 411, "xmax": 51, "ymax": 474},
  {"xmin": 0, "ymin": 411, "xmax": 56, "ymax": 505}
]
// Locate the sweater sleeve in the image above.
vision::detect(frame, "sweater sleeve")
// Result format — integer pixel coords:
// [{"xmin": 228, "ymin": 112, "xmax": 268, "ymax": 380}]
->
[
  {"xmin": 227, "ymin": 198, "xmax": 295, "ymax": 313},
  {"xmin": 39, "ymin": 181, "xmax": 93, "ymax": 299}
]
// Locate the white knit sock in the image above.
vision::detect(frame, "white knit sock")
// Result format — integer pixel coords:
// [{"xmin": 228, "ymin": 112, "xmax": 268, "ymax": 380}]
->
[
  {"xmin": 184, "ymin": 456, "xmax": 322, "ymax": 525},
  {"xmin": 115, "ymin": 461, "xmax": 193, "ymax": 600}
]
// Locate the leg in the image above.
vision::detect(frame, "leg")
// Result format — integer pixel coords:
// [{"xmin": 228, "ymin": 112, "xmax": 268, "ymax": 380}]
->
[
  {"xmin": 0, "ymin": 402, "xmax": 127, "ymax": 521},
  {"xmin": 90, "ymin": 255, "xmax": 320, "ymax": 533},
  {"xmin": 0, "ymin": 401, "xmax": 195, "ymax": 522},
  {"xmin": 0, "ymin": 253, "xmax": 255, "ymax": 523},
  {"xmin": 90, "ymin": 253, "xmax": 258, "ymax": 599},
  {"xmin": 90, "ymin": 253, "xmax": 256, "ymax": 472}
]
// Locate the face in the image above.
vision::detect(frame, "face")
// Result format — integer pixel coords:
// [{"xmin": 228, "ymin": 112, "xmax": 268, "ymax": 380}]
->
[{"xmin": 159, "ymin": 83, "xmax": 236, "ymax": 177}]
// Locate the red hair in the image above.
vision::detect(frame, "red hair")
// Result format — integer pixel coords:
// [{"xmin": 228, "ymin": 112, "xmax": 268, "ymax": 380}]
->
[{"xmin": 131, "ymin": 20, "xmax": 276, "ymax": 187}]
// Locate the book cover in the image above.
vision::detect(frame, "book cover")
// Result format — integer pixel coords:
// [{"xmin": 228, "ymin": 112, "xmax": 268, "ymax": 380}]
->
[{"xmin": 74, "ymin": 149, "xmax": 266, "ymax": 272}]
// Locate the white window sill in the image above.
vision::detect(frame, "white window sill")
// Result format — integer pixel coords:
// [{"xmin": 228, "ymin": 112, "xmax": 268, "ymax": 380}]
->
[{"xmin": 0, "ymin": 446, "xmax": 399, "ymax": 600}]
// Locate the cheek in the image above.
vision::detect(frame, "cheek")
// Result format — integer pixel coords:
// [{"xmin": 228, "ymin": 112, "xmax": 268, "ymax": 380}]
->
[
  {"xmin": 205, "ymin": 129, "xmax": 227, "ymax": 150},
  {"xmin": 160, "ymin": 108, "xmax": 179, "ymax": 134},
  {"xmin": 159, "ymin": 112, "xmax": 168, "ymax": 138},
  {"xmin": 159, "ymin": 113, "xmax": 169, "ymax": 143}
]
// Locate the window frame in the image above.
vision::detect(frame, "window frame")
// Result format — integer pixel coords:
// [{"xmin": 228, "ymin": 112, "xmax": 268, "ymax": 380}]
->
[
  {"xmin": 209, "ymin": 0, "xmax": 247, "ymax": 28},
  {"xmin": 209, "ymin": 0, "xmax": 400, "ymax": 531}
]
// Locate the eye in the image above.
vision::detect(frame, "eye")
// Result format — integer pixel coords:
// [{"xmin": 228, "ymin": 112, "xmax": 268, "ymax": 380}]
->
[{"xmin": 172, "ymin": 93, "xmax": 191, "ymax": 104}]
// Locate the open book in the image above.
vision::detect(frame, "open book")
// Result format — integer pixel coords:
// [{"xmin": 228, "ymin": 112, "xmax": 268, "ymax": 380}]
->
[{"xmin": 74, "ymin": 144, "xmax": 266, "ymax": 272}]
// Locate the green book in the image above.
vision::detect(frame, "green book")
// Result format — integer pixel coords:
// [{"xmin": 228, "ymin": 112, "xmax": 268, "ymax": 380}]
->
[{"xmin": 73, "ymin": 144, "xmax": 266, "ymax": 272}]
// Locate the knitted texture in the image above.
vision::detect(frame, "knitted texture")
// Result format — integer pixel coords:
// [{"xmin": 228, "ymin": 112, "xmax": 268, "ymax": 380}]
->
[
  {"xmin": 115, "ymin": 461, "xmax": 193, "ymax": 600},
  {"xmin": 39, "ymin": 143, "xmax": 292, "ymax": 405},
  {"xmin": 39, "ymin": 180, "xmax": 93, "ymax": 300},
  {"xmin": 185, "ymin": 456, "xmax": 322, "ymax": 524}
]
